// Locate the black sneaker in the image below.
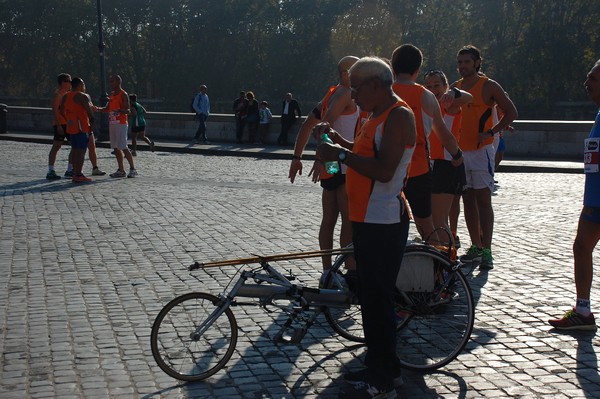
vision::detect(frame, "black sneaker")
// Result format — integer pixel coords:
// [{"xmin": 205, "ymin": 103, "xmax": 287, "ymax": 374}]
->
[
  {"xmin": 339, "ymin": 380, "xmax": 397, "ymax": 399},
  {"xmin": 46, "ymin": 170, "xmax": 61, "ymax": 180},
  {"xmin": 344, "ymin": 369, "xmax": 403, "ymax": 388}
]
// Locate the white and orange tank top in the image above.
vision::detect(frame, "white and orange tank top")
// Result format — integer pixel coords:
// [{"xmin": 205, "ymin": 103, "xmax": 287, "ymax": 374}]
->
[
  {"xmin": 456, "ymin": 76, "xmax": 494, "ymax": 151},
  {"xmin": 63, "ymin": 92, "xmax": 90, "ymax": 134},
  {"xmin": 392, "ymin": 83, "xmax": 433, "ymax": 178},
  {"xmin": 346, "ymin": 100, "xmax": 415, "ymax": 224},
  {"xmin": 321, "ymin": 85, "xmax": 360, "ymax": 177},
  {"xmin": 429, "ymin": 108, "xmax": 462, "ymax": 161},
  {"xmin": 109, "ymin": 89, "xmax": 128, "ymax": 125}
]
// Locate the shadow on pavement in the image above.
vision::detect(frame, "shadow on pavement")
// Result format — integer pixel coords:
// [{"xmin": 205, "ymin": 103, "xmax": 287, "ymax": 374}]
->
[{"xmin": 549, "ymin": 328, "xmax": 599, "ymax": 398}]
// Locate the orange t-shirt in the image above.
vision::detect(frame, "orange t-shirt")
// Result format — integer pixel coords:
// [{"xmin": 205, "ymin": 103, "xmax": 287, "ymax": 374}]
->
[
  {"xmin": 108, "ymin": 89, "xmax": 128, "ymax": 125},
  {"xmin": 392, "ymin": 83, "xmax": 433, "ymax": 177},
  {"xmin": 63, "ymin": 92, "xmax": 90, "ymax": 134},
  {"xmin": 456, "ymin": 76, "xmax": 494, "ymax": 151},
  {"xmin": 429, "ymin": 109, "xmax": 462, "ymax": 160},
  {"xmin": 346, "ymin": 100, "xmax": 415, "ymax": 224}
]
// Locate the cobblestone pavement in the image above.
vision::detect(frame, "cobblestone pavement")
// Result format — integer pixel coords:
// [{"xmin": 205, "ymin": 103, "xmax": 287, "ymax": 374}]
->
[{"xmin": 0, "ymin": 140, "xmax": 598, "ymax": 399}]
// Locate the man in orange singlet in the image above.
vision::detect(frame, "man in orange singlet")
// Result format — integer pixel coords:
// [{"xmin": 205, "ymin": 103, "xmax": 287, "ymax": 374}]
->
[
  {"xmin": 391, "ymin": 44, "xmax": 464, "ymax": 245},
  {"xmin": 452, "ymin": 45, "xmax": 517, "ymax": 269},
  {"xmin": 315, "ymin": 56, "xmax": 416, "ymax": 398},
  {"xmin": 47, "ymin": 73, "xmax": 106, "ymax": 180},
  {"xmin": 59, "ymin": 77, "xmax": 95, "ymax": 183},
  {"xmin": 102, "ymin": 74, "xmax": 136, "ymax": 178},
  {"xmin": 289, "ymin": 56, "xmax": 360, "ymax": 287}
]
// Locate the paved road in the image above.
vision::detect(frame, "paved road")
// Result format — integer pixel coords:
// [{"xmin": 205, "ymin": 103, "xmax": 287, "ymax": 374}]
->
[{"xmin": 0, "ymin": 140, "xmax": 598, "ymax": 398}]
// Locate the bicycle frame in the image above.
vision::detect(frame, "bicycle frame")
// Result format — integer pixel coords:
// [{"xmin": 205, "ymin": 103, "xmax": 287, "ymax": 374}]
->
[{"xmin": 189, "ymin": 248, "xmax": 356, "ymax": 344}]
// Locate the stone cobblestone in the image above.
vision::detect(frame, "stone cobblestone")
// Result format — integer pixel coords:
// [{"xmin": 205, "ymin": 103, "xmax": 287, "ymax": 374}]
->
[{"xmin": 0, "ymin": 140, "xmax": 599, "ymax": 398}]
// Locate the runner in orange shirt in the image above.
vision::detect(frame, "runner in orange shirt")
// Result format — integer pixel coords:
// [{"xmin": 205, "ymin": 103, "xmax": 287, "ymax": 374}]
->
[
  {"xmin": 100, "ymin": 74, "xmax": 137, "ymax": 178},
  {"xmin": 424, "ymin": 69, "xmax": 473, "ymax": 249},
  {"xmin": 314, "ymin": 56, "xmax": 415, "ymax": 398},
  {"xmin": 451, "ymin": 45, "xmax": 517, "ymax": 269},
  {"xmin": 289, "ymin": 56, "xmax": 360, "ymax": 287},
  {"xmin": 391, "ymin": 44, "xmax": 464, "ymax": 245},
  {"xmin": 59, "ymin": 77, "xmax": 95, "ymax": 183}
]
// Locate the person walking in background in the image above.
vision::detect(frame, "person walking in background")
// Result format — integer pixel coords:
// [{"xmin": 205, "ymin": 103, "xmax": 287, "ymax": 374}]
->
[
  {"xmin": 258, "ymin": 100, "xmax": 272, "ymax": 144},
  {"xmin": 548, "ymin": 59, "xmax": 600, "ymax": 331},
  {"xmin": 46, "ymin": 73, "xmax": 72, "ymax": 180},
  {"xmin": 101, "ymin": 74, "xmax": 137, "ymax": 178},
  {"xmin": 193, "ymin": 84, "xmax": 210, "ymax": 144},
  {"xmin": 233, "ymin": 91, "xmax": 248, "ymax": 144},
  {"xmin": 129, "ymin": 94, "xmax": 154, "ymax": 155},
  {"xmin": 244, "ymin": 91, "xmax": 259, "ymax": 144},
  {"xmin": 278, "ymin": 92, "xmax": 301, "ymax": 146},
  {"xmin": 59, "ymin": 77, "xmax": 95, "ymax": 183},
  {"xmin": 452, "ymin": 45, "xmax": 517, "ymax": 269}
]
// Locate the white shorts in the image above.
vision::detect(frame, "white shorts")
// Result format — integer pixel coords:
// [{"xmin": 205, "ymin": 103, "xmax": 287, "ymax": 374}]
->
[
  {"xmin": 109, "ymin": 123, "xmax": 129, "ymax": 150},
  {"xmin": 463, "ymin": 145, "xmax": 495, "ymax": 191}
]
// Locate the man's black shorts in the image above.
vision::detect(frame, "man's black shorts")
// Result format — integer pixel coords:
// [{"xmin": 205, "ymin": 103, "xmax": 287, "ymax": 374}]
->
[
  {"xmin": 431, "ymin": 160, "xmax": 466, "ymax": 195},
  {"xmin": 404, "ymin": 172, "xmax": 432, "ymax": 218},
  {"xmin": 321, "ymin": 173, "xmax": 346, "ymax": 191},
  {"xmin": 131, "ymin": 125, "xmax": 146, "ymax": 133},
  {"xmin": 52, "ymin": 125, "xmax": 70, "ymax": 142}
]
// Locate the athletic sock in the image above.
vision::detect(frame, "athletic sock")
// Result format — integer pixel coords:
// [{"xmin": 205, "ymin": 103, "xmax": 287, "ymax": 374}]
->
[
  {"xmin": 48, "ymin": 165, "xmax": 55, "ymax": 172},
  {"xmin": 575, "ymin": 298, "xmax": 591, "ymax": 317},
  {"xmin": 67, "ymin": 164, "xmax": 74, "ymax": 172}
]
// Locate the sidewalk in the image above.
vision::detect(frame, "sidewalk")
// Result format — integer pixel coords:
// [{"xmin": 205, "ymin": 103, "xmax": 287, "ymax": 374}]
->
[{"xmin": 0, "ymin": 130, "xmax": 583, "ymax": 173}]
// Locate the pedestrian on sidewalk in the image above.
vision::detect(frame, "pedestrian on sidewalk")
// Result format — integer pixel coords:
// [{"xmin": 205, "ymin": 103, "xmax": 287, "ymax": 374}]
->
[
  {"xmin": 548, "ymin": 59, "xmax": 600, "ymax": 331},
  {"xmin": 129, "ymin": 94, "xmax": 154, "ymax": 155},
  {"xmin": 258, "ymin": 101, "xmax": 272, "ymax": 144},
  {"xmin": 192, "ymin": 84, "xmax": 210, "ymax": 144}
]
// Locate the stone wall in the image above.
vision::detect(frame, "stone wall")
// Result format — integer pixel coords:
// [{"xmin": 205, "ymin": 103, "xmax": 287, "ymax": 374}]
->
[{"xmin": 4, "ymin": 106, "xmax": 594, "ymax": 159}]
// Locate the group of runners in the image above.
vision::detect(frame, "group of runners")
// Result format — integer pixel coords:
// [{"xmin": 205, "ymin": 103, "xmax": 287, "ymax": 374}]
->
[
  {"xmin": 46, "ymin": 73, "xmax": 153, "ymax": 182},
  {"xmin": 289, "ymin": 46, "xmax": 600, "ymax": 399}
]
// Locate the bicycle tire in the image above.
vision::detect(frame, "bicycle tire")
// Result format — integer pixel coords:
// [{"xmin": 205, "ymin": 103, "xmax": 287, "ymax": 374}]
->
[
  {"xmin": 323, "ymin": 247, "xmax": 366, "ymax": 343},
  {"xmin": 395, "ymin": 245, "xmax": 474, "ymax": 371},
  {"xmin": 150, "ymin": 292, "xmax": 238, "ymax": 381}
]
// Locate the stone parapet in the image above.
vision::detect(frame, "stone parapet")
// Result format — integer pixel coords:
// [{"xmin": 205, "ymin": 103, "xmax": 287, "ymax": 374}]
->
[{"xmin": 5, "ymin": 106, "xmax": 594, "ymax": 158}]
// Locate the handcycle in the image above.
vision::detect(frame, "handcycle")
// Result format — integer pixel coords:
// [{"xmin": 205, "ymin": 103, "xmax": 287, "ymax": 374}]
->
[{"xmin": 150, "ymin": 241, "xmax": 475, "ymax": 381}]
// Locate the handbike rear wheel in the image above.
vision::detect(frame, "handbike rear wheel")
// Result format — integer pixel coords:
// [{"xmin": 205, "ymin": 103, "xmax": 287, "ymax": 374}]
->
[
  {"xmin": 323, "ymin": 247, "xmax": 366, "ymax": 343},
  {"xmin": 150, "ymin": 292, "xmax": 238, "ymax": 381},
  {"xmin": 395, "ymin": 245, "xmax": 474, "ymax": 371}
]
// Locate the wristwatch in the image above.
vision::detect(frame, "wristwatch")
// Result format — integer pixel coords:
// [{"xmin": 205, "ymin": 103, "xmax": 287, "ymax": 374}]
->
[{"xmin": 338, "ymin": 149, "xmax": 348, "ymax": 163}]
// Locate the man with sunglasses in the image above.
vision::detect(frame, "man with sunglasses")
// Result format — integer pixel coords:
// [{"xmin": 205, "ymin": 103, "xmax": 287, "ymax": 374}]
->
[{"xmin": 315, "ymin": 56, "xmax": 416, "ymax": 399}]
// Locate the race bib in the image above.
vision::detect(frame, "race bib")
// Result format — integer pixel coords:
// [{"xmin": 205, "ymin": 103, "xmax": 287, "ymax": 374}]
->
[
  {"xmin": 584, "ymin": 138, "xmax": 599, "ymax": 173},
  {"xmin": 109, "ymin": 111, "xmax": 120, "ymax": 125}
]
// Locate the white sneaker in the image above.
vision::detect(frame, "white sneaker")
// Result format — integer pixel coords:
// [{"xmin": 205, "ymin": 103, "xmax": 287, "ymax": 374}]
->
[{"xmin": 127, "ymin": 169, "xmax": 138, "ymax": 178}]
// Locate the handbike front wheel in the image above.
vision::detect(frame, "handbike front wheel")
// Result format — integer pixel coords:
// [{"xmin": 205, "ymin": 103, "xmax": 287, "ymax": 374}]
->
[
  {"xmin": 150, "ymin": 292, "xmax": 238, "ymax": 381},
  {"xmin": 323, "ymin": 248, "xmax": 366, "ymax": 343},
  {"xmin": 396, "ymin": 245, "xmax": 474, "ymax": 371}
]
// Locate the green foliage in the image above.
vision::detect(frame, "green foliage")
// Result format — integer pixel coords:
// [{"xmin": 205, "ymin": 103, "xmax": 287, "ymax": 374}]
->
[{"xmin": 1, "ymin": 0, "xmax": 599, "ymax": 118}]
